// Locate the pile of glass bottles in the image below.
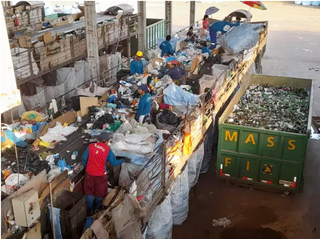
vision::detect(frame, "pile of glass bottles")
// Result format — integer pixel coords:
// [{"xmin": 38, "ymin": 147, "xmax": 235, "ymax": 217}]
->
[{"xmin": 226, "ymin": 84, "xmax": 310, "ymax": 134}]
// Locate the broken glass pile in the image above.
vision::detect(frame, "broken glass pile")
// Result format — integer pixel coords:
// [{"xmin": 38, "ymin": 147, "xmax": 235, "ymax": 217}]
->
[{"xmin": 226, "ymin": 84, "xmax": 310, "ymax": 134}]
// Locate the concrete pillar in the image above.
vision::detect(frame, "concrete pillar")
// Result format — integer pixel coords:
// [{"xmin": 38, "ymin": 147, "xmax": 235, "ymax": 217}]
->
[
  {"xmin": 190, "ymin": 1, "xmax": 196, "ymax": 26},
  {"xmin": 165, "ymin": 1, "xmax": 172, "ymax": 36},
  {"xmin": 137, "ymin": 1, "xmax": 146, "ymax": 52},
  {"xmin": 84, "ymin": 1, "xmax": 100, "ymax": 81}
]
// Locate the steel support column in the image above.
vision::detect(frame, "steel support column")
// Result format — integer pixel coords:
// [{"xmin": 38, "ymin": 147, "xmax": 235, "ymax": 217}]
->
[
  {"xmin": 165, "ymin": 1, "xmax": 172, "ymax": 36},
  {"xmin": 84, "ymin": 1, "xmax": 100, "ymax": 81},
  {"xmin": 138, "ymin": 1, "xmax": 146, "ymax": 52},
  {"xmin": 190, "ymin": 1, "xmax": 196, "ymax": 26}
]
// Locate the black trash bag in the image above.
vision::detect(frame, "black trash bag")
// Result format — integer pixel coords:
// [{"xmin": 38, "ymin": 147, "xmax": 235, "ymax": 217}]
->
[
  {"xmin": 88, "ymin": 106, "xmax": 102, "ymax": 114},
  {"xmin": 117, "ymin": 69, "xmax": 130, "ymax": 82},
  {"xmin": 158, "ymin": 109, "xmax": 181, "ymax": 127},
  {"xmin": 92, "ymin": 114, "xmax": 115, "ymax": 129},
  {"xmin": 67, "ymin": 95, "xmax": 88, "ymax": 111}
]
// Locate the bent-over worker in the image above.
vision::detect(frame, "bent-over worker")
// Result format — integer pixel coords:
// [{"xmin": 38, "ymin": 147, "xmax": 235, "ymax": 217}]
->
[
  {"xmin": 200, "ymin": 41, "xmax": 211, "ymax": 54},
  {"xmin": 167, "ymin": 60, "xmax": 187, "ymax": 85},
  {"xmin": 160, "ymin": 35, "xmax": 174, "ymax": 57},
  {"xmin": 136, "ymin": 84, "xmax": 152, "ymax": 124},
  {"xmin": 130, "ymin": 51, "xmax": 144, "ymax": 75},
  {"xmin": 209, "ymin": 18, "xmax": 238, "ymax": 47},
  {"xmin": 82, "ymin": 132, "xmax": 124, "ymax": 215}
]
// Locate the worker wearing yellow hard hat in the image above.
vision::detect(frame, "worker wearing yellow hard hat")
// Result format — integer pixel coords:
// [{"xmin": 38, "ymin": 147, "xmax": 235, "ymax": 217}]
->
[
  {"xmin": 130, "ymin": 51, "xmax": 144, "ymax": 75},
  {"xmin": 136, "ymin": 51, "xmax": 143, "ymax": 57}
]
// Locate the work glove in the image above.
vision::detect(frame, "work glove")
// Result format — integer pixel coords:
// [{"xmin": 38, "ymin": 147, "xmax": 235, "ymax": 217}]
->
[{"xmin": 122, "ymin": 157, "xmax": 131, "ymax": 163}]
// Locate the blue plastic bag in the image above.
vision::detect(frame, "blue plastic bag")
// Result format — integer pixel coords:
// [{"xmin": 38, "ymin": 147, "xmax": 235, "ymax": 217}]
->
[
  {"xmin": 1, "ymin": 130, "xmax": 27, "ymax": 148},
  {"xmin": 57, "ymin": 160, "xmax": 71, "ymax": 171},
  {"xmin": 164, "ymin": 84, "xmax": 199, "ymax": 106}
]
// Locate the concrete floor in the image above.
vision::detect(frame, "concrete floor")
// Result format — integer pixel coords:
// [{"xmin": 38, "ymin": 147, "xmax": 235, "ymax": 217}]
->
[{"xmin": 146, "ymin": 1, "xmax": 320, "ymax": 239}]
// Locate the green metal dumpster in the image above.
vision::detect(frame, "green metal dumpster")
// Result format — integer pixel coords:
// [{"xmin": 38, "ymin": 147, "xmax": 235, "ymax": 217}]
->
[{"xmin": 217, "ymin": 74, "xmax": 314, "ymax": 192}]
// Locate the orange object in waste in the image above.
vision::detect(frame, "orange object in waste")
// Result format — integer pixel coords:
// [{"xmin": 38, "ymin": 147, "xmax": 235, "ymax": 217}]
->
[
  {"xmin": 1, "ymin": 130, "xmax": 14, "ymax": 151},
  {"xmin": 3, "ymin": 170, "xmax": 10, "ymax": 180},
  {"xmin": 183, "ymin": 124, "xmax": 192, "ymax": 155},
  {"xmin": 132, "ymin": 100, "xmax": 138, "ymax": 105},
  {"xmin": 169, "ymin": 106, "xmax": 173, "ymax": 111}
]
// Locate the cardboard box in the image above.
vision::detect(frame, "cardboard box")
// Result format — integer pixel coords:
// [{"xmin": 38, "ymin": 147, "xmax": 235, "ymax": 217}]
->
[
  {"xmin": 35, "ymin": 23, "xmax": 42, "ymax": 31},
  {"xmin": 40, "ymin": 111, "xmax": 77, "ymax": 136},
  {"xmin": 43, "ymin": 31, "xmax": 53, "ymax": 44},
  {"xmin": 54, "ymin": 21, "xmax": 69, "ymax": 27},
  {"xmin": 67, "ymin": 15, "xmax": 74, "ymax": 24},
  {"xmin": 7, "ymin": 8, "xmax": 14, "ymax": 15},
  {"xmin": 80, "ymin": 97, "xmax": 99, "ymax": 117},
  {"xmin": 18, "ymin": 36, "xmax": 32, "ymax": 48}
]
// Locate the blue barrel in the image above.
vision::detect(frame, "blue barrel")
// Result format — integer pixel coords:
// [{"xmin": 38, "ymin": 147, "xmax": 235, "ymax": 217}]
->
[
  {"xmin": 302, "ymin": 1, "xmax": 312, "ymax": 5},
  {"xmin": 311, "ymin": 1, "xmax": 320, "ymax": 5}
]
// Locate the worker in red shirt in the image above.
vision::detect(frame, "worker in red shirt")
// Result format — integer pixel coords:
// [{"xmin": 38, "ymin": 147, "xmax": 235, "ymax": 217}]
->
[{"xmin": 81, "ymin": 132, "xmax": 125, "ymax": 215}]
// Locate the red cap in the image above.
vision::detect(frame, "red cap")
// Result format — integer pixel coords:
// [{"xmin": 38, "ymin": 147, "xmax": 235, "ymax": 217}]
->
[{"xmin": 169, "ymin": 60, "xmax": 179, "ymax": 65}]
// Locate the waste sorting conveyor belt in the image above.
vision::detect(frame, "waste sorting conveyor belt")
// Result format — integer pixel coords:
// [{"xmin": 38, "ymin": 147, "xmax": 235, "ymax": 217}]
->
[{"xmin": 1, "ymin": 18, "xmax": 269, "ymax": 238}]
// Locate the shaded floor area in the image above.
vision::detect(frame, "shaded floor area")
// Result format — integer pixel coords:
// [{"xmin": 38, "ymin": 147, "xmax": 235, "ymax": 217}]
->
[{"xmin": 172, "ymin": 139, "xmax": 320, "ymax": 239}]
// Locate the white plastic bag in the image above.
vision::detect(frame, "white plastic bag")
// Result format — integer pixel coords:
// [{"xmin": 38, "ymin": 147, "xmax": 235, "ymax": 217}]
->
[
  {"xmin": 111, "ymin": 194, "xmax": 144, "ymax": 239},
  {"xmin": 76, "ymin": 81, "xmax": 109, "ymax": 97},
  {"xmin": 5, "ymin": 173, "xmax": 29, "ymax": 187},
  {"xmin": 124, "ymin": 133, "xmax": 152, "ymax": 144},
  {"xmin": 188, "ymin": 143, "xmax": 204, "ymax": 189},
  {"xmin": 22, "ymin": 89, "xmax": 46, "ymax": 110},
  {"xmin": 36, "ymin": 83, "xmax": 65, "ymax": 103},
  {"xmin": 146, "ymin": 196, "xmax": 173, "ymax": 239},
  {"xmin": 199, "ymin": 75, "xmax": 216, "ymax": 94},
  {"xmin": 119, "ymin": 163, "xmax": 144, "ymax": 188},
  {"xmin": 170, "ymin": 164, "xmax": 189, "ymax": 225},
  {"xmin": 40, "ymin": 123, "xmax": 78, "ymax": 142}
]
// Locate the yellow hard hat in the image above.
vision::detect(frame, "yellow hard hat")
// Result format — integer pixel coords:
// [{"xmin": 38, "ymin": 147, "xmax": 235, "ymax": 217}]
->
[{"xmin": 136, "ymin": 51, "xmax": 143, "ymax": 57}]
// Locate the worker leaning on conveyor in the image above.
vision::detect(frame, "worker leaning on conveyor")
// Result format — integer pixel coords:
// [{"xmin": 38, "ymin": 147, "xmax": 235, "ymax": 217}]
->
[
  {"xmin": 199, "ymin": 41, "xmax": 211, "ymax": 54},
  {"xmin": 130, "ymin": 51, "xmax": 144, "ymax": 75},
  {"xmin": 81, "ymin": 132, "xmax": 128, "ymax": 216},
  {"xmin": 166, "ymin": 60, "xmax": 187, "ymax": 86},
  {"xmin": 160, "ymin": 35, "xmax": 174, "ymax": 57},
  {"xmin": 209, "ymin": 16, "xmax": 239, "ymax": 48},
  {"xmin": 136, "ymin": 84, "xmax": 152, "ymax": 124}
]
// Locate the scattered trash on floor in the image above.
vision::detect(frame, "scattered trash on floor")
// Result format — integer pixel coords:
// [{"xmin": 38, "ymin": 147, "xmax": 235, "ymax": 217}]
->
[{"xmin": 212, "ymin": 217, "xmax": 232, "ymax": 227}]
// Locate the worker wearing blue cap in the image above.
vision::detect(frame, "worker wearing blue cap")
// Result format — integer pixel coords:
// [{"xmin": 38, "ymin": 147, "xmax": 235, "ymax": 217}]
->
[
  {"xmin": 136, "ymin": 84, "xmax": 152, "ymax": 123},
  {"xmin": 81, "ymin": 132, "xmax": 126, "ymax": 215}
]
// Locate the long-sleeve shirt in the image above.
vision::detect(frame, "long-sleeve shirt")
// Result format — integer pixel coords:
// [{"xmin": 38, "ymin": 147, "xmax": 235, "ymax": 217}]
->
[
  {"xmin": 160, "ymin": 40, "xmax": 174, "ymax": 57},
  {"xmin": 130, "ymin": 59, "xmax": 143, "ymax": 75},
  {"xmin": 202, "ymin": 46, "xmax": 211, "ymax": 54},
  {"xmin": 167, "ymin": 66, "xmax": 186, "ymax": 80},
  {"xmin": 209, "ymin": 20, "xmax": 238, "ymax": 43},
  {"xmin": 82, "ymin": 144, "xmax": 123, "ymax": 175},
  {"xmin": 137, "ymin": 93, "xmax": 152, "ymax": 118}
]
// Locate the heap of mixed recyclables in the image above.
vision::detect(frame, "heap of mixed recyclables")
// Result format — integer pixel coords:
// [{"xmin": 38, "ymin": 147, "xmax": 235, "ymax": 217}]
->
[{"xmin": 227, "ymin": 84, "xmax": 310, "ymax": 134}]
